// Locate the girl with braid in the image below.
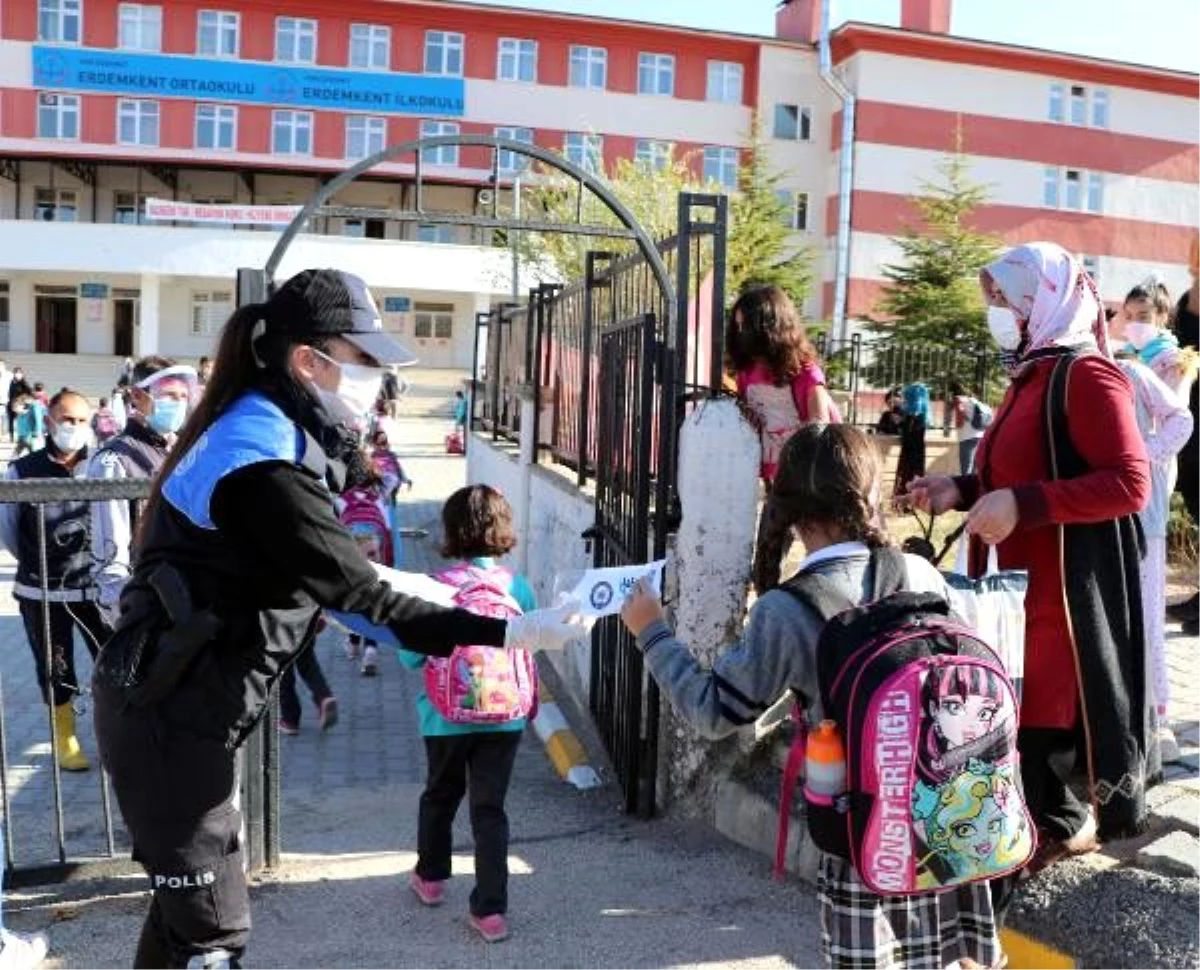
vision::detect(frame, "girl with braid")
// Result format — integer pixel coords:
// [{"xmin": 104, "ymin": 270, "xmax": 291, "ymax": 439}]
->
[{"xmin": 620, "ymin": 424, "xmax": 1006, "ymax": 969}]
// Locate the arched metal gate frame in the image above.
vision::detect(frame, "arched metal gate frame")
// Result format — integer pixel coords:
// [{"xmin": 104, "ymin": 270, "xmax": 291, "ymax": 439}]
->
[{"xmin": 236, "ymin": 138, "xmax": 713, "ymax": 862}]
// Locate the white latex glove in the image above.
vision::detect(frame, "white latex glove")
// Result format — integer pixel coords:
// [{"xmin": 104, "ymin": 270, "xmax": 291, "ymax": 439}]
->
[{"xmin": 505, "ymin": 597, "xmax": 587, "ymax": 652}]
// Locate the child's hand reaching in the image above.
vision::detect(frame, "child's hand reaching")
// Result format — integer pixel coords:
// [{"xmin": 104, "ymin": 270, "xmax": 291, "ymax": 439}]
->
[{"xmin": 620, "ymin": 578, "xmax": 665, "ymax": 638}]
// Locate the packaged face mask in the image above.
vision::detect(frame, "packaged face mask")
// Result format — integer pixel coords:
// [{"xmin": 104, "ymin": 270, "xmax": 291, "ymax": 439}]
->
[{"xmin": 560, "ymin": 561, "xmax": 667, "ymax": 618}]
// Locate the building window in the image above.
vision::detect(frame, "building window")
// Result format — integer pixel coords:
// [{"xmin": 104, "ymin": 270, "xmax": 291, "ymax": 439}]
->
[
  {"xmin": 419, "ymin": 120, "xmax": 460, "ymax": 165},
  {"xmin": 569, "ymin": 45, "xmax": 606, "ymax": 90},
  {"xmin": 191, "ymin": 291, "xmax": 234, "ymax": 337},
  {"xmin": 638, "ymin": 52, "xmax": 674, "ymax": 96},
  {"xmin": 774, "ymin": 103, "xmax": 812, "ymax": 141},
  {"xmin": 1046, "ymin": 167, "xmax": 1103, "ymax": 214},
  {"xmin": 703, "ymin": 147, "xmax": 739, "ymax": 190},
  {"xmin": 346, "ymin": 115, "xmax": 387, "ymax": 160},
  {"xmin": 1081, "ymin": 255, "xmax": 1100, "ymax": 288},
  {"xmin": 1091, "ymin": 90, "xmax": 1109, "ymax": 128},
  {"xmin": 1069, "ymin": 84, "xmax": 1087, "ymax": 125},
  {"xmin": 275, "ymin": 17, "xmax": 316, "ymax": 64},
  {"xmin": 635, "ymin": 139, "xmax": 670, "ymax": 171},
  {"xmin": 113, "ymin": 191, "xmax": 147, "ymax": 224},
  {"xmin": 1049, "ymin": 82, "xmax": 1108, "ymax": 128},
  {"xmin": 38, "ymin": 0, "xmax": 81, "ymax": 43},
  {"xmin": 0, "ymin": 282, "xmax": 9, "ymax": 329},
  {"xmin": 197, "ymin": 10, "xmax": 239, "ymax": 57},
  {"xmin": 425, "ymin": 31, "xmax": 464, "ymax": 77},
  {"xmin": 37, "ymin": 93, "xmax": 80, "ymax": 139},
  {"xmin": 195, "ymin": 104, "xmax": 236, "ymax": 150},
  {"xmin": 416, "ymin": 226, "xmax": 455, "ymax": 245},
  {"xmin": 497, "ymin": 38, "xmax": 536, "ymax": 83},
  {"xmin": 414, "ymin": 303, "xmax": 455, "ymax": 336},
  {"xmin": 564, "ymin": 132, "xmax": 603, "ymax": 174},
  {"xmin": 494, "ymin": 126, "xmax": 534, "ymax": 173},
  {"xmin": 118, "ymin": 99, "xmax": 160, "ymax": 146},
  {"xmin": 706, "ymin": 61, "xmax": 743, "ymax": 104},
  {"xmin": 35, "ymin": 187, "xmax": 78, "ymax": 221},
  {"xmin": 1048, "ymin": 83, "xmax": 1065, "ymax": 123},
  {"xmin": 272, "ymin": 110, "xmax": 313, "ymax": 155},
  {"xmin": 343, "ymin": 218, "xmax": 385, "ymax": 239},
  {"xmin": 118, "ymin": 3, "xmax": 161, "ymax": 51},
  {"xmin": 776, "ymin": 190, "xmax": 809, "ymax": 231},
  {"xmin": 349, "ymin": 23, "xmax": 390, "ymax": 70}
]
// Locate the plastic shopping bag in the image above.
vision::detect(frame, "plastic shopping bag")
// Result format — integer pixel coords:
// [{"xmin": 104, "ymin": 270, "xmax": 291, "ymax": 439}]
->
[{"xmin": 942, "ymin": 544, "xmax": 1029, "ymax": 702}]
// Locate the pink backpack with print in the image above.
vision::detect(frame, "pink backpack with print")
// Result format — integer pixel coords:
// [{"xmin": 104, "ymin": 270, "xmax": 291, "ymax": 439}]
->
[
  {"xmin": 425, "ymin": 564, "xmax": 538, "ymax": 724},
  {"xmin": 338, "ymin": 486, "xmax": 393, "ymax": 567}
]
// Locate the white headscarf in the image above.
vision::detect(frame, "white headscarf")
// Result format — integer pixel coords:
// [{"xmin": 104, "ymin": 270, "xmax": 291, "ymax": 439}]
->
[{"xmin": 982, "ymin": 242, "xmax": 1110, "ymax": 359}]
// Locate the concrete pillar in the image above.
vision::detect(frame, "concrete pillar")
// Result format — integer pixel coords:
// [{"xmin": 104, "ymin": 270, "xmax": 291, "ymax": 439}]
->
[
  {"xmin": 136, "ymin": 272, "xmax": 160, "ymax": 357},
  {"xmin": 661, "ymin": 397, "xmax": 761, "ymax": 812},
  {"xmin": 9, "ymin": 277, "xmax": 35, "ymax": 351}
]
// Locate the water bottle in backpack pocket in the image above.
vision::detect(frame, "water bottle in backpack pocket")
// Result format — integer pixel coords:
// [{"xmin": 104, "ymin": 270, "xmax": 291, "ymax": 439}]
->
[
  {"xmin": 424, "ymin": 565, "xmax": 537, "ymax": 724},
  {"xmin": 776, "ymin": 548, "xmax": 1034, "ymax": 894}
]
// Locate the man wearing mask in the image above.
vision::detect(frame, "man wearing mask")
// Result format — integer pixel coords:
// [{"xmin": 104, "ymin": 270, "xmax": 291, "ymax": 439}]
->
[
  {"xmin": 0, "ymin": 390, "xmax": 108, "ymax": 772},
  {"xmin": 88, "ymin": 357, "xmax": 196, "ymax": 628}
]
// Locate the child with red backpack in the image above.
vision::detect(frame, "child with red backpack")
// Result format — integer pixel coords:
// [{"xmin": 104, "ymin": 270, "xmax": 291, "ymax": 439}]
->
[
  {"xmin": 400, "ymin": 485, "xmax": 537, "ymax": 945},
  {"xmin": 335, "ymin": 462, "xmax": 395, "ymax": 676},
  {"xmin": 621, "ymin": 425, "xmax": 1021, "ymax": 970}
]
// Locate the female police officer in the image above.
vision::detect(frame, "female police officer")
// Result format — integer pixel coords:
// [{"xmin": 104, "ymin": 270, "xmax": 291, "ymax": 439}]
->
[{"xmin": 93, "ymin": 269, "xmax": 580, "ymax": 968}]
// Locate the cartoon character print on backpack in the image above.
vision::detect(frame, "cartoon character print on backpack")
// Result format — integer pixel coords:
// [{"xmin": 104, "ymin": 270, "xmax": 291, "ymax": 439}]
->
[{"xmin": 425, "ymin": 565, "xmax": 537, "ymax": 724}]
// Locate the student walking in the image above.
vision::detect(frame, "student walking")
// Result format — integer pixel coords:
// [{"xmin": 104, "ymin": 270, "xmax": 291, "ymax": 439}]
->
[{"xmin": 401, "ymin": 485, "xmax": 538, "ymax": 945}]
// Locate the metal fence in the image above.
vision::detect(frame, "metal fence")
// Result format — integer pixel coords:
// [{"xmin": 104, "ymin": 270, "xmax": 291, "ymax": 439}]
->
[
  {"xmin": 0, "ymin": 476, "xmax": 278, "ymax": 886},
  {"xmin": 815, "ymin": 333, "xmax": 1002, "ymax": 432}
]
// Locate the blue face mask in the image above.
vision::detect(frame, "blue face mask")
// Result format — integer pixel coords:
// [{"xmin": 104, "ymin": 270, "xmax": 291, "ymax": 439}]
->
[{"xmin": 148, "ymin": 397, "xmax": 188, "ymax": 435}]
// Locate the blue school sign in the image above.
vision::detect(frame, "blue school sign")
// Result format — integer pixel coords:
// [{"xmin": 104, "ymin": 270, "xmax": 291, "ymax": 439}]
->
[{"xmin": 32, "ymin": 45, "xmax": 465, "ymax": 116}]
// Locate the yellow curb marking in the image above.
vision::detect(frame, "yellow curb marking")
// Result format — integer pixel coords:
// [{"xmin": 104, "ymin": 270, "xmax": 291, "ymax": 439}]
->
[{"xmin": 1000, "ymin": 928, "xmax": 1075, "ymax": 969}]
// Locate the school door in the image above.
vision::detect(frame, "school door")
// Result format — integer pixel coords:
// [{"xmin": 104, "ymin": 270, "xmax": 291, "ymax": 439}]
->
[
  {"xmin": 412, "ymin": 306, "xmax": 456, "ymax": 368},
  {"xmin": 35, "ymin": 295, "xmax": 78, "ymax": 353},
  {"xmin": 113, "ymin": 297, "xmax": 138, "ymax": 357}
]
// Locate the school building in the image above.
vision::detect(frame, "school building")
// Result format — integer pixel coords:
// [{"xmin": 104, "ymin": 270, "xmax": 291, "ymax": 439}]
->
[{"xmin": 0, "ymin": 0, "xmax": 1194, "ymax": 368}]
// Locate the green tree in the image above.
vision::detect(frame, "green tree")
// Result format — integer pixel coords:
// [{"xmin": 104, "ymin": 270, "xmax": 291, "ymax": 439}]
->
[
  {"xmin": 871, "ymin": 149, "xmax": 1000, "ymax": 352},
  {"xmin": 726, "ymin": 125, "xmax": 814, "ymax": 309}
]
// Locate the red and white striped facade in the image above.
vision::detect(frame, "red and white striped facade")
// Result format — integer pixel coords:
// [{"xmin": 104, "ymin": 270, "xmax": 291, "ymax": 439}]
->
[{"xmin": 0, "ymin": 0, "xmax": 1194, "ymax": 363}]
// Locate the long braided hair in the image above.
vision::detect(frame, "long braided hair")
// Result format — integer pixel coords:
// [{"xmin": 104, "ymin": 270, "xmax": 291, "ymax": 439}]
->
[{"xmin": 752, "ymin": 424, "xmax": 892, "ymax": 595}]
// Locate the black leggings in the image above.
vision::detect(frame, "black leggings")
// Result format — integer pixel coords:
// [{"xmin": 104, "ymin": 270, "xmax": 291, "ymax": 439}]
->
[{"xmin": 18, "ymin": 598, "xmax": 109, "ymax": 706}]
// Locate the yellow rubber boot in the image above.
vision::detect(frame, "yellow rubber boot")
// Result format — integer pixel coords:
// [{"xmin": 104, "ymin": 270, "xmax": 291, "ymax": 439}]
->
[{"xmin": 53, "ymin": 703, "xmax": 90, "ymax": 772}]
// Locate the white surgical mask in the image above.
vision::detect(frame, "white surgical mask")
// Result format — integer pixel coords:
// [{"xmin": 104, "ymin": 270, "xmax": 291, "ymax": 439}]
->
[
  {"xmin": 986, "ymin": 306, "xmax": 1024, "ymax": 351},
  {"xmin": 52, "ymin": 422, "xmax": 90, "ymax": 454},
  {"xmin": 310, "ymin": 350, "xmax": 384, "ymax": 428},
  {"xmin": 1124, "ymin": 321, "xmax": 1158, "ymax": 351}
]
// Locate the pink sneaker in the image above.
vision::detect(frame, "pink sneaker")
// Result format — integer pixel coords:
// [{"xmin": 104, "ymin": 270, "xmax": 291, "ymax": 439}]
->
[
  {"xmin": 409, "ymin": 873, "xmax": 445, "ymax": 907},
  {"xmin": 468, "ymin": 913, "xmax": 510, "ymax": 943},
  {"xmin": 278, "ymin": 719, "xmax": 299, "ymax": 736}
]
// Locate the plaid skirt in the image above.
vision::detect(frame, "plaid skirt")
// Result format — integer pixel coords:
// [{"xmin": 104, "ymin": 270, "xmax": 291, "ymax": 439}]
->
[{"xmin": 817, "ymin": 854, "xmax": 1004, "ymax": 970}]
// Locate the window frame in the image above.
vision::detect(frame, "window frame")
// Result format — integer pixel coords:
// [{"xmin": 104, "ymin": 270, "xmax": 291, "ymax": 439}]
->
[
  {"xmin": 564, "ymin": 132, "xmax": 604, "ymax": 174},
  {"xmin": 494, "ymin": 126, "xmax": 534, "ymax": 173},
  {"xmin": 1068, "ymin": 84, "xmax": 1087, "ymax": 126},
  {"xmin": 190, "ymin": 290, "xmax": 234, "ymax": 337},
  {"xmin": 37, "ymin": 92, "xmax": 80, "ymax": 140},
  {"xmin": 34, "ymin": 186, "xmax": 78, "ymax": 222},
  {"xmin": 497, "ymin": 37, "xmax": 537, "ymax": 83},
  {"xmin": 195, "ymin": 103, "xmax": 237, "ymax": 151},
  {"xmin": 1086, "ymin": 171, "xmax": 1104, "ymax": 214},
  {"xmin": 197, "ymin": 9, "xmax": 239, "ymax": 57},
  {"xmin": 113, "ymin": 190, "xmax": 147, "ymax": 225},
  {"xmin": 706, "ymin": 61, "xmax": 743, "ymax": 104},
  {"xmin": 568, "ymin": 45, "xmax": 607, "ymax": 90},
  {"xmin": 271, "ymin": 109, "xmax": 314, "ymax": 156},
  {"xmin": 703, "ymin": 146, "xmax": 739, "ymax": 191},
  {"xmin": 773, "ymin": 103, "xmax": 812, "ymax": 142},
  {"xmin": 634, "ymin": 139, "xmax": 671, "ymax": 171},
  {"xmin": 38, "ymin": 0, "xmax": 81, "ymax": 44},
  {"xmin": 1091, "ymin": 89, "xmax": 1110, "ymax": 128},
  {"xmin": 424, "ymin": 31, "xmax": 464, "ymax": 77},
  {"xmin": 637, "ymin": 52, "xmax": 675, "ymax": 97},
  {"xmin": 118, "ymin": 3, "xmax": 162, "ymax": 52},
  {"xmin": 415, "ymin": 225, "xmax": 455, "ymax": 246},
  {"xmin": 419, "ymin": 120, "xmax": 460, "ymax": 166},
  {"xmin": 345, "ymin": 115, "xmax": 387, "ymax": 161},
  {"xmin": 117, "ymin": 98, "xmax": 160, "ymax": 147},
  {"xmin": 349, "ymin": 23, "xmax": 391, "ymax": 70},
  {"xmin": 275, "ymin": 16, "xmax": 317, "ymax": 65}
]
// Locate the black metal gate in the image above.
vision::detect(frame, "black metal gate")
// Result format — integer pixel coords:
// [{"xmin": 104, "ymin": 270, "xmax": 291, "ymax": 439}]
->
[{"xmin": 590, "ymin": 313, "xmax": 660, "ymax": 816}]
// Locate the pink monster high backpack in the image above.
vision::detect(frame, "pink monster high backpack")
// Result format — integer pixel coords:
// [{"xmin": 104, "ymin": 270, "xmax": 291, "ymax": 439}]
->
[
  {"xmin": 425, "ymin": 564, "xmax": 538, "ymax": 724},
  {"xmin": 775, "ymin": 547, "xmax": 1034, "ymax": 894}
]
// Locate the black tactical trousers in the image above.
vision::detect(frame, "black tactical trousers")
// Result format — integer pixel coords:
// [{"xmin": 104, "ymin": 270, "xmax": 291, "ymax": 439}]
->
[{"xmin": 93, "ymin": 686, "xmax": 250, "ymax": 968}]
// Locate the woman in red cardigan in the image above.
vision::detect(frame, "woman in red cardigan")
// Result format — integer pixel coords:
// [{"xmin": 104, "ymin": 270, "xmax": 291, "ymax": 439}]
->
[{"xmin": 911, "ymin": 242, "xmax": 1151, "ymax": 875}]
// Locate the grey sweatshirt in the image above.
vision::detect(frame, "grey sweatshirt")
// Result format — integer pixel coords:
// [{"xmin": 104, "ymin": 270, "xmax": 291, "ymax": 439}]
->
[{"xmin": 636, "ymin": 544, "xmax": 951, "ymax": 739}]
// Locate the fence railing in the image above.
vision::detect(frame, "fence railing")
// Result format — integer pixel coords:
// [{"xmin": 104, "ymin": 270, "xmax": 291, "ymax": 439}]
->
[
  {"xmin": 815, "ymin": 333, "xmax": 1002, "ymax": 433},
  {"xmin": 0, "ymin": 477, "xmax": 278, "ymax": 885}
]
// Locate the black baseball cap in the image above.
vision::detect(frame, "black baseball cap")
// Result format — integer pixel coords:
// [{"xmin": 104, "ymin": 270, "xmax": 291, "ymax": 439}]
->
[{"xmin": 265, "ymin": 269, "xmax": 417, "ymax": 366}]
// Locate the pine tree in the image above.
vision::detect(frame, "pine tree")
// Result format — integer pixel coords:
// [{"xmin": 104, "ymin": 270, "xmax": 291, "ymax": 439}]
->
[
  {"xmin": 871, "ymin": 147, "xmax": 1000, "ymax": 352},
  {"xmin": 726, "ymin": 122, "xmax": 814, "ymax": 309}
]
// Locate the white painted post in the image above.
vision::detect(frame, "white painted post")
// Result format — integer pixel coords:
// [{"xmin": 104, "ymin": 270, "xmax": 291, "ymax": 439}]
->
[
  {"xmin": 661, "ymin": 397, "xmax": 761, "ymax": 811},
  {"xmin": 513, "ymin": 386, "xmax": 537, "ymax": 575},
  {"xmin": 136, "ymin": 272, "xmax": 160, "ymax": 356}
]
